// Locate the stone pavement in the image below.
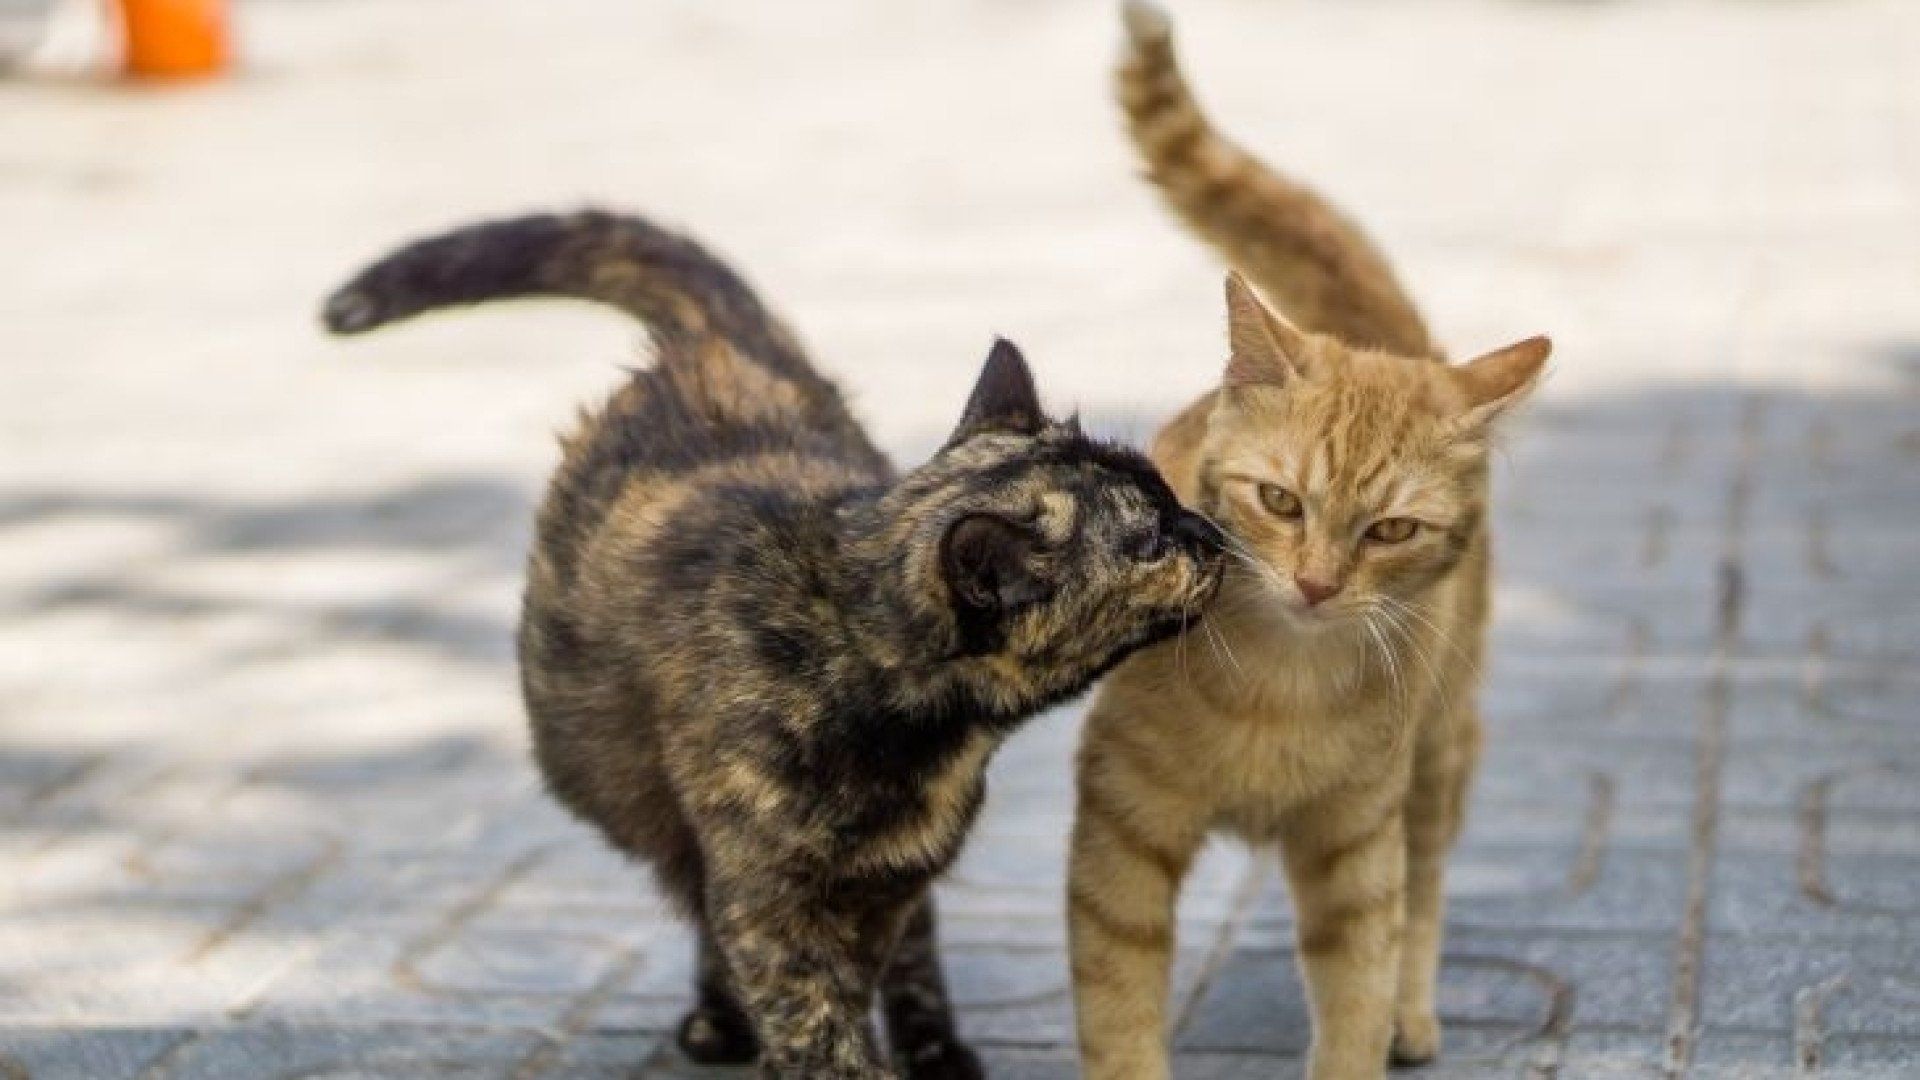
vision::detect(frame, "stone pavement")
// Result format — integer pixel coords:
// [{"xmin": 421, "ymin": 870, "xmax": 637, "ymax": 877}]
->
[{"xmin": 4, "ymin": 0, "xmax": 1919, "ymax": 1076}]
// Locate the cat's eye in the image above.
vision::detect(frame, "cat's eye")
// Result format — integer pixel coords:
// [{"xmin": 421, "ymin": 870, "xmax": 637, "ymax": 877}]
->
[
  {"xmin": 1257, "ymin": 484, "xmax": 1303, "ymax": 520},
  {"xmin": 1366, "ymin": 517, "xmax": 1419, "ymax": 544}
]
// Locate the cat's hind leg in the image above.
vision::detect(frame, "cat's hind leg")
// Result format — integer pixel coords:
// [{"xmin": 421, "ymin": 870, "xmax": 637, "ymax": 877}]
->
[
  {"xmin": 677, "ymin": 928, "xmax": 760, "ymax": 1065},
  {"xmin": 880, "ymin": 894, "xmax": 983, "ymax": 1080},
  {"xmin": 632, "ymin": 807, "xmax": 759, "ymax": 1065}
]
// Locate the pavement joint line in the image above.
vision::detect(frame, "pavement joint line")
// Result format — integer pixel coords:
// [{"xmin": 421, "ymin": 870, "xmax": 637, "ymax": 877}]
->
[
  {"xmin": 1564, "ymin": 772, "xmax": 1616, "ymax": 900},
  {"xmin": 130, "ymin": 1029, "xmax": 204, "ymax": 1080},
  {"xmin": 1454, "ymin": 951, "xmax": 1574, "ymax": 1080},
  {"xmin": 119, "ymin": 771, "xmax": 256, "ymax": 885},
  {"xmin": 390, "ymin": 845, "xmax": 551, "ymax": 994},
  {"xmin": 17, "ymin": 757, "xmax": 185, "ymax": 861},
  {"xmin": 1798, "ymin": 772, "xmax": 1840, "ymax": 910},
  {"xmin": 1170, "ymin": 851, "xmax": 1269, "ymax": 1038},
  {"xmin": 1793, "ymin": 975, "xmax": 1849, "ymax": 1078},
  {"xmin": 186, "ymin": 836, "xmax": 344, "ymax": 967},
  {"xmin": 1796, "ymin": 763, "xmax": 1920, "ymax": 919},
  {"xmin": 506, "ymin": 942, "xmax": 648, "ymax": 1080},
  {"xmin": 0, "ymin": 751, "xmax": 107, "ymax": 828},
  {"xmin": 1662, "ymin": 391, "xmax": 1759, "ymax": 1080}
]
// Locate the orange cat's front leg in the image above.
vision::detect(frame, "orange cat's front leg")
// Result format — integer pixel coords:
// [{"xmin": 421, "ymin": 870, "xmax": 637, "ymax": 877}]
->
[
  {"xmin": 1068, "ymin": 725, "xmax": 1208, "ymax": 1080},
  {"xmin": 1280, "ymin": 801, "xmax": 1408, "ymax": 1080},
  {"xmin": 1393, "ymin": 830, "xmax": 1447, "ymax": 1066},
  {"xmin": 1393, "ymin": 711, "xmax": 1479, "ymax": 1065}
]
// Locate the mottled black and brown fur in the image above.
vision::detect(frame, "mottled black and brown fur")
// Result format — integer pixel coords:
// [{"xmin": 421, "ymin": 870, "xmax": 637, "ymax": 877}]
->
[{"xmin": 323, "ymin": 210, "xmax": 1225, "ymax": 1080}]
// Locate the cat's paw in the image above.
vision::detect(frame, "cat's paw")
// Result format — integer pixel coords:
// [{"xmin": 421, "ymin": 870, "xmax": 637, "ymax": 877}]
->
[
  {"xmin": 676, "ymin": 1003, "xmax": 759, "ymax": 1066},
  {"xmin": 897, "ymin": 1037, "xmax": 986, "ymax": 1080},
  {"xmin": 1389, "ymin": 1011, "xmax": 1442, "ymax": 1067}
]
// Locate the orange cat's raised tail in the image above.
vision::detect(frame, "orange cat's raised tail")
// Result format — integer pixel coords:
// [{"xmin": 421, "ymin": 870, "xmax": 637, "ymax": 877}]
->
[{"xmin": 1117, "ymin": 0, "xmax": 1434, "ymax": 357}]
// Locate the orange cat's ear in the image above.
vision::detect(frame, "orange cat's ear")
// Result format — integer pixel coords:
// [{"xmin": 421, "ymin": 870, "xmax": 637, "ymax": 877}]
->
[
  {"xmin": 1449, "ymin": 335, "xmax": 1551, "ymax": 432},
  {"xmin": 1223, "ymin": 272, "xmax": 1311, "ymax": 389}
]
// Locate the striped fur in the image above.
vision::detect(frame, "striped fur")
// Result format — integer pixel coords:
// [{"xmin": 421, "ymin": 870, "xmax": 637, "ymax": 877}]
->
[
  {"xmin": 1069, "ymin": 8, "xmax": 1549, "ymax": 1080},
  {"xmin": 1116, "ymin": 0, "xmax": 1432, "ymax": 359}
]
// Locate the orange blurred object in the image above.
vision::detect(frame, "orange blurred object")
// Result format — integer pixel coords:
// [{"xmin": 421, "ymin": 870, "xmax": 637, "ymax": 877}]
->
[{"xmin": 119, "ymin": 0, "xmax": 227, "ymax": 79}]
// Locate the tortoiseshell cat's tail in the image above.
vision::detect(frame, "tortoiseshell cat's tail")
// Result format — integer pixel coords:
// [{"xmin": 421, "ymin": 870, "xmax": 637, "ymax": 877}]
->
[
  {"xmin": 1116, "ymin": 0, "xmax": 1435, "ymax": 357},
  {"xmin": 321, "ymin": 209, "xmax": 814, "ymax": 380}
]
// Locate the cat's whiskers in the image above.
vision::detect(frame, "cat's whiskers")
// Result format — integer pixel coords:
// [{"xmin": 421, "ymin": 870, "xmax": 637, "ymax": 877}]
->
[
  {"xmin": 1375, "ymin": 593, "xmax": 1473, "ymax": 668},
  {"xmin": 1360, "ymin": 609, "xmax": 1406, "ymax": 710},
  {"xmin": 1204, "ymin": 617, "xmax": 1247, "ymax": 688},
  {"xmin": 1370, "ymin": 601, "xmax": 1453, "ymax": 716},
  {"xmin": 1372, "ymin": 596, "xmax": 1474, "ymax": 712},
  {"xmin": 1223, "ymin": 546, "xmax": 1292, "ymax": 600},
  {"xmin": 1174, "ymin": 598, "xmax": 1196, "ymax": 695},
  {"xmin": 1190, "ymin": 510, "xmax": 1284, "ymax": 591},
  {"xmin": 1195, "ymin": 621, "xmax": 1225, "ymax": 686}
]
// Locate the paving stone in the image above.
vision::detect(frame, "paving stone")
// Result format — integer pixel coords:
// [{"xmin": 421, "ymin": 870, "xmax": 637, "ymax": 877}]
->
[
  {"xmin": 0, "ymin": 901, "xmax": 316, "ymax": 1025},
  {"xmin": 1448, "ymin": 847, "xmax": 1692, "ymax": 937},
  {"xmin": 1821, "ymin": 1034, "xmax": 1920, "ymax": 1078},
  {"xmin": 1174, "ymin": 947, "xmax": 1556, "ymax": 1058},
  {"xmin": 1487, "ymin": 587, "xmax": 1719, "ymax": 661},
  {"xmin": 1683, "ymin": 1032, "xmax": 1802, "ymax": 1080},
  {"xmin": 6, "ymin": 0, "xmax": 1920, "ymax": 1076},
  {"xmin": 1552, "ymin": 1031, "xmax": 1671, "ymax": 1080},
  {"xmin": 1700, "ymin": 940, "xmax": 1920, "ymax": 1039},
  {"xmin": 409, "ymin": 930, "xmax": 635, "ymax": 998},
  {"xmin": 950, "ymin": 944, "xmax": 1219, "ymax": 1049},
  {"xmin": 1722, "ymin": 743, "xmax": 1920, "ymax": 814},
  {"xmin": 520, "ymin": 1033, "xmax": 664, "ymax": 1080},
  {"xmin": 1231, "ymin": 841, "xmax": 1690, "ymax": 943},
  {"xmin": 0, "ymin": 1028, "xmax": 188, "ymax": 1080},
  {"xmin": 148, "ymin": 1026, "xmax": 541, "ymax": 1080},
  {"xmin": 595, "ymin": 933, "xmax": 704, "ymax": 1035},
  {"xmin": 1710, "ymin": 850, "xmax": 1920, "ymax": 944},
  {"xmin": 945, "ymin": 816, "xmax": 1257, "ymax": 914},
  {"xmin": 1721, "ymin": 675, "xmax": 1920, "ymax": 748},
  {"xmin": 1473, "ymin": 736, "xmax": 1701, "ymax": 813},
  {"xmin": 1432, "ymin": 930, "xmax": 1674, "ymax": 1034},
  {"xmin": 241, "ymin": 903, "xmax": 599, "ymax": 1031}
]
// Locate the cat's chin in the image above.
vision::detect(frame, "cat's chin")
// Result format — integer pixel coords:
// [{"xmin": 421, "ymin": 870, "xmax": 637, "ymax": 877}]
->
[{"xmin": 1268, "ymin": 599, "xmax": 1357, "ymax": 635}]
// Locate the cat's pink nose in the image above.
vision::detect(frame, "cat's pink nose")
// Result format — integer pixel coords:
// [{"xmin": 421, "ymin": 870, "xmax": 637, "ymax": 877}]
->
[{"xmin": 1295, "ymin": 576, "xmax": 1343, "ymax": 607}]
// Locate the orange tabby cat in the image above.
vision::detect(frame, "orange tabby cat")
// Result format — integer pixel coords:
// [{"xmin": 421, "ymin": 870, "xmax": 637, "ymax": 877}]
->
[{"xmin": 1067, "ymin": 5, "xmax": 1551, "ymax": 1080}]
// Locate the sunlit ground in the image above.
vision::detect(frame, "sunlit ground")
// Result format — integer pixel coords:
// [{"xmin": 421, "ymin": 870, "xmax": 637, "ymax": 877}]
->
[{"xmin": 4, "ymin": 1, "xmax": 1919, "ymax": 1076}]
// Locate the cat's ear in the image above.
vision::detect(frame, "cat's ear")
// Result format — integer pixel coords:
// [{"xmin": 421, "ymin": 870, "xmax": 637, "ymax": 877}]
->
[
  {"xmin": 1448, "ymin": 335, "xmax": 1551, "ymax": 433},
  {"xmin": 941, "ymin": 513, "xmax": 1049, "ymax": 612},
  {"xmin": 947, "ymin": 338, "xmax": 1047, "ymax": 446},
  {"xmin": 1223, "ymin": 271, "xmax": 1311, "ymax": 388}
]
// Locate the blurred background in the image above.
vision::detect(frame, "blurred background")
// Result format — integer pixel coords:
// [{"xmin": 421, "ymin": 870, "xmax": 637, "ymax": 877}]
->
[{"xmin": 3, "ymin": 1, "xmax": 1919, "ymax": 1077}]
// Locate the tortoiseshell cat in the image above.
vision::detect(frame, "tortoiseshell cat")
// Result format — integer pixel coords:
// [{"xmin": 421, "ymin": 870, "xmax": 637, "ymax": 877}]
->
[
  {"xmin": 1068, "ymin": 7, "xmax": 1550, "ymax": 1080},
  {"xmin": 323, "ymin": 210, "xmax": 1226, "ymax": 1080}
]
